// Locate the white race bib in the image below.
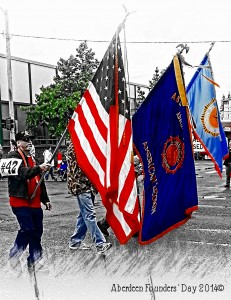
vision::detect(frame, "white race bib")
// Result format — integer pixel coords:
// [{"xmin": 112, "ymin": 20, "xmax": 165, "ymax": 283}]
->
[{"xmin": 0, "ymin": 158, "xmax": 22, "ymax": 176}]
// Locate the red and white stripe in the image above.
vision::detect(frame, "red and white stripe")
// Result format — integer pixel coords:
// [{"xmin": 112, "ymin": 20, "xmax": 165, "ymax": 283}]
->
[{"xmin": 68, "ymin": 83, "xmax": 140, "ymax": 244}]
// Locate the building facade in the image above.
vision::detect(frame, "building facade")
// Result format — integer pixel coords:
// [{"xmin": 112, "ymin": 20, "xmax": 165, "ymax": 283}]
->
[{"xmin": 0, "ymin": 53, "xmax": 58, "ymax": 147}]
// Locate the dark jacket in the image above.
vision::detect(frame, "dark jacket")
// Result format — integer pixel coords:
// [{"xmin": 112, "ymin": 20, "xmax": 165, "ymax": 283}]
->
[
  {"xmin": 224, "ymin": 149, "xmax": 231, "ymax": 166},
  {"xmin": 7, "ymin": 150, "xmax": 50, "ymax": 204}
]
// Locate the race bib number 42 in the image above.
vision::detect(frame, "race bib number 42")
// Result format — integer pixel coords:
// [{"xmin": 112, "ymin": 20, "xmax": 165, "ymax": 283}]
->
[{"xmin": 0, "ymin": 158, "xmax": 22, "ymax": 176}]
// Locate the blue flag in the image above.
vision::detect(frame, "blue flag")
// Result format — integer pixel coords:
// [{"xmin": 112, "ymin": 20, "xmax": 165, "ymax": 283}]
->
[
  {"xmin": 186, "ymin": 54, "xmax": 228, "ymax": 177},
  {"xmin": 132, "ymin": 55, "xmax": 198, "ymax": 244}
]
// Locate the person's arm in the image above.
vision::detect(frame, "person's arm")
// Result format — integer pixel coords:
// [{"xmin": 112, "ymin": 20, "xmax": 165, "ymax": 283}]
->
[
  {"xmin": 40, "ymin": 180, "xmax": 52, "ymax": 210},
  {"xmin": 7, "ymin": 151, "xmax": 50, "ymax": 180}
]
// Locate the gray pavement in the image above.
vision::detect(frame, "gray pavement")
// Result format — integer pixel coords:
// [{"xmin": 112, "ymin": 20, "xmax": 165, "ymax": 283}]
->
[{"xmin": 0, "ymin": 160, "xmax": 231, "ymax": 300}]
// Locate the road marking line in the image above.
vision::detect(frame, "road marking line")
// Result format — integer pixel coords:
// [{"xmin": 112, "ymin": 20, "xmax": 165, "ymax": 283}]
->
[
  {"xmin": 187, "ymin": 241, "xmax": 231, "ymax": 247},
  {"xmin": 200, "ymin": 195, "xmax": 226, "ymax": 199},
  {"xmin": 199, "ymin": 198, "xmax": 226, "ymax": 200},
  {"xmin": 199, "ymin": 205, "xmax": 231, "ymax": 209},
  {"xmin": 189, "ymin": 228, "xmax": 231, "ymax": 234}
]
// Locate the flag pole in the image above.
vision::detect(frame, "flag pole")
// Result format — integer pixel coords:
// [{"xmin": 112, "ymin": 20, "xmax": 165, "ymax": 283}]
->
[
  {"xmin": 30, "ymin": 127, "xmax": 68, "ymax": 200},
  {"xmin": 120, "ymin": 7, "xmax": 142, "ymax": 227},
  {"xmin": 207, "ymin": 42, "xmax": 215, "ymax": 54},
  {"xmin": 175, "ymin": 49, "xmax": 196, "ymax": 156},
  {"xmin": 206, "ymin": 42, "xmax": 217, "ymax": 87},
  {"xmin": 117, "ymin": 6, "xmax": 136, "ymax": 34},
  {"xmin": 205, "ymin": 43, "xmax": 222, "ymax": 142}
]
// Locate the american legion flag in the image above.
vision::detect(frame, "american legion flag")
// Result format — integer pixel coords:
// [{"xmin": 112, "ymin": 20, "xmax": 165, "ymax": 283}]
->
[
  {"xmin": 68, "ymin": 29, "xmax": 140, "ymax": 244},
  {"xmin": 132, "ymin": 55, "xmax": 198, "ymax": 244},
  {"xmin": 186, "ymin": 53, "xmax": 228, "ymax": 177}
]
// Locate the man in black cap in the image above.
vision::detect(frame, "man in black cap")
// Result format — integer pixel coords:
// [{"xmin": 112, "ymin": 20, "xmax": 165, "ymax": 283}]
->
[{"xmin": 7, "ymin": 130, "xmax": 52, "ymax": 274}]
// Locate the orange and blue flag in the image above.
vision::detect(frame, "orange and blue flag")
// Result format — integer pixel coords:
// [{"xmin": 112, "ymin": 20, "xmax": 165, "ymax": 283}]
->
[
  {"xmin": 186, "ymin": 54, "xmax": 228, "ymax": 177},
  {"xmin": 132, "ymin": 55, "xmax": 198, "ymax": 244}
]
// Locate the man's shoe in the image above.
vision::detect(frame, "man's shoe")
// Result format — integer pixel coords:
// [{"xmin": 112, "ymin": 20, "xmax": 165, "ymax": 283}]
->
[
  {"xmin": 97, "ymin": 220, "xmax": 110, "ymax": 237},
  {"xmin": 69, "ymin": 242, "xmax": 91, "ymax": 250},
  {"xmin": 224, "ymin": 184, "xmax": 230, "ymax": 187},
  {"xmin": 28, "ymin": 258, "xmax": 49, "ymax": 273},
  {"xmin": 97, "ymin": 242, "xmax": 112, "ymax": 254}
]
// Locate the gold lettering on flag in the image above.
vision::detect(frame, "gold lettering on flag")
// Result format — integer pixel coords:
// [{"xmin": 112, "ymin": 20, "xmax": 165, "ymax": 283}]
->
[{"xmin": 142, "ymin": 141, "xmax": 158, "ymax": 214}]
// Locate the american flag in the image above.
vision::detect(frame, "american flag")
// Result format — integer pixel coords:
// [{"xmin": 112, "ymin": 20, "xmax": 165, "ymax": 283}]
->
[{"xmin": 68, "ymin": 31, "xmax": 140, "ymax": 244}]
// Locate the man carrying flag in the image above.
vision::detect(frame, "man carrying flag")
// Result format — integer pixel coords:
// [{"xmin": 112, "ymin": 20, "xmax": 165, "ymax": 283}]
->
[
  {"xmin": 132, "ymin": 55, "xmax": 198, "ymax": 244},
  {"xmin": 186, "ymin": 49, "xmax": 228, "ymax": 177},
  {"xmin": 68, "ymin": 21, "xmax": 140, "ymax": 244}
]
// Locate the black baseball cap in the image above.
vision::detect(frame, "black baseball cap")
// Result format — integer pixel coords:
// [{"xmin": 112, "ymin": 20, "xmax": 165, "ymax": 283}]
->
[{"xmin": 15, "ymin": 130, "xmax": 34, "ymax": 142}]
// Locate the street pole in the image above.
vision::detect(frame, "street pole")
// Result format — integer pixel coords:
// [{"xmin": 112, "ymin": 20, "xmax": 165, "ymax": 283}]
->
[{"xmin": 1, "ymin": 9, "xmax": 15, "ymax": 141}]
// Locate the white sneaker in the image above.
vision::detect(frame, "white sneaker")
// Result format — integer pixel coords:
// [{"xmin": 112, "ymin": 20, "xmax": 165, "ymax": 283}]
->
[
  {"xmin": 96, "ymin": 243, "xmax": 112, "ymax": 254},
  {"xmin": 69, "ymin": 242, "xmax": 91, "ymax": 250}
]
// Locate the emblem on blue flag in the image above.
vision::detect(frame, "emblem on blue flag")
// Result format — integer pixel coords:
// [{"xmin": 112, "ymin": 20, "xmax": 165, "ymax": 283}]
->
[
  {"xmin": 201, "ymin": 98, "xmax": 220, "ymax": 137},
  {"xmin": 162, "ymin": 136, "xmax": 184, "ymax": 174}
]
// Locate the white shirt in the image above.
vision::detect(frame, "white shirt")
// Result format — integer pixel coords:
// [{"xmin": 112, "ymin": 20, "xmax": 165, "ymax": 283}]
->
[{"xmin": 43, "ymin": 149, "xmax": 54, "ymax": 166}]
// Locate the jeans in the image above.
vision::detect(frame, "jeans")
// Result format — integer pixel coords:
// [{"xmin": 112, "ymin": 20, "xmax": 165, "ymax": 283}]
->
[
  {"xmin": 70, "ymin": 192, "xmax": 106, "ymax": 247},
  {"xmin": 9, "ymin": 207, "xmax": 43, "ymax": 264},
  {"xmin": 45, "ymin": 166, "xmax": 55, "ymax": 180}
]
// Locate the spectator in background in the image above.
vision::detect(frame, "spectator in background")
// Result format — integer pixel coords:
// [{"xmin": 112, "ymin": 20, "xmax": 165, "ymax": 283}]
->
[
  {"xmin": 30, "ymin": 143, "xmax": 36, "ymax": 157},
  {"xmin": 43, "ymin": 147, "xmax": 56, "ymax": 181},
  {"xmin": 9, "ymin": 139, "xmax": 17, "ymax": 152},
  {"xmin": 224, "ymin": 140, "xmax": 231, "ymax": 188}
]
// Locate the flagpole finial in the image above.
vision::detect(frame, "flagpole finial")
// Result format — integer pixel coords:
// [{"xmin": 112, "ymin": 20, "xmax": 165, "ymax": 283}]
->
[
  {"xmin": 207, "ymin": 42, "xmax": 215, "ymax": 54},
  {"xmin": 122, "ymin": 4, "xmax": 128, "ymax": 14},
  {"xmin": 176, "ymin": 44, "xmax": 190, "ymax": 54},
  {"xmin": 176, "ymin": 44, "xmax": 192, "ymax": 68},
  {"xmin": 118, "ymin": 4, "xmax": 136, "ymax": 32},
  {"xmin": 122, "ymin": 4, "xmax": 136, "ymax": 16}
]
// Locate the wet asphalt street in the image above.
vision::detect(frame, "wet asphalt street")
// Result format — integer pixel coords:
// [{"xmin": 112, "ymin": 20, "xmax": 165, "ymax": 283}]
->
[{"xmin": 0, "ymin": 160, "xmax": 231, "ymax": 300}]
